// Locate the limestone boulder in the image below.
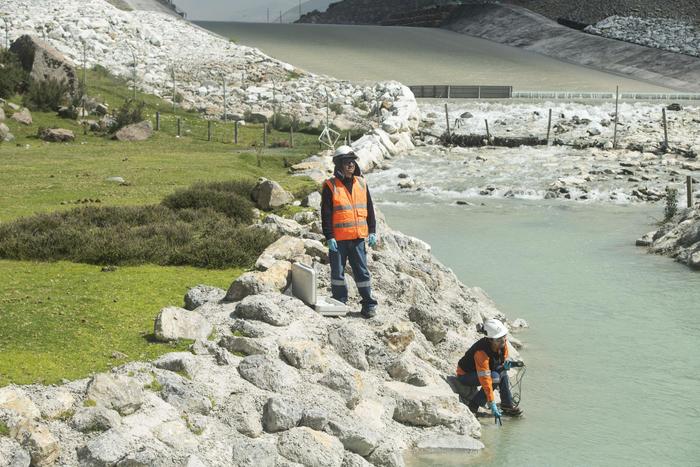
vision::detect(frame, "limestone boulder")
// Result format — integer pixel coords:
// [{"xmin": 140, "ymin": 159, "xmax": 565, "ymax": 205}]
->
[
  {"xmin": 219, "ymin": 335, "xmax": 278, "ymax": 356},
  {"xmin": 85, "ymin": 373, "xmax": 145, "ymax": 416},
  {"xmin": 258, "ymin": 214, "xmax": 304, "ymax": 237},
  {"xmin": 367, "ymin": 440, "xmax": 407, "ymax": 467},
  {"xmin": 114, "ymin": 120, "xmax": 153, "ymax": 141},
  {"xmin": 0, "ymin": 438, "xmax": 31, "ymax": 467},
  {"xmin": 38, "ymin": 127, "xmax": 74, "ymax": 142},
  {"xmin": 232, "ymin": 293, "xmax": 293, "ymax": 326},
  {"xmin": 153, "ymin": 352, "xmax": 200, "ymax": 379},
  {"xmin": 33, "ymin": 387, "xmax": 74, "ymax": 419},
  {"xmin": 0, "ymin": 107, "xmax": 5, "ymax": 121},
  {"xmin": 327, "ymin": 418, "xmax": 382, "ymax": 457},
  {"xmin": 277, "ymin": 427, "xmax": 344, "ymax": 467},
  {"xmin": 251, "ymin": 178, "xmax": 294, "ymax": 210},
  {"xmin": 408, "ymin": 306, "xmax": 458, "ymax": 345},
  {"xmin": 10, "ymin": 35, "xmax": 77, "ymax": 91},
  {"xmin": 0, "ymin": 123, "xmax": 14, "ymax": 142},
  {"xmin": 13, "ymin": 421, "xmax": 60, "ymax": 467},
  {"xmin": 220, "ymin": 394, "xmax": 264, "ymax": 438},
  {"xmin": 415, "ymin": 433, "xmax": 484, "ymax": 451},
  {"xmin": 255, "ymin": 235, "xmax": 306, "ymax": 271},
  {"xmin": 70, "ymin": 406, "xmax": 122, "ymax": 433},
  {"xmin": 157, "ymin": 372, "xmax": 213, "ymax": 415},
  {"xmin": 385, "ymin": 381, "xmax": 478, "ymax": 435},
  {"xmin": 225, "ymin": 261, "xmax": 292, "ymax": 302},
  {"xmin": 262, "ymin": 396, "xmax": 303, "ymax": 432},
  {"xmin": 11, "ymin": 108, "xmax": 32, "ymax": 125},
  {"xmin": 319, "ymin": 369, "xmax": 366, "ymax": 409},
  {"xmin": 0, "ymin": 387, "xmax": 41, "ymax": 419},
  {"xmin": 184, "ymin": 284, "xmax": 225, "ymax": 310},
  {"xmin": 153, "ymin": 306, "xmax": 213, "ymax": 342},
  {"xmin": 230, "ymin": 436, "xmax": 278, "ymax": 466},
  {"xmin": 329, "ymin": 323, "xmax": 370, "ymax": 370},
  {"xmin": 279, "ymin": 339, "xmax": 328, "ymax": 372},
  {"xmin": 237, "ymin": 354, "xmax": 301, "ymax": 392},
  {"xmin": 343, "ymin": 452, "xmax": 373, "ymax": 467},
  {"xmin": 302, "ymin": 191, "xmax": 322, "ymax": 209}
]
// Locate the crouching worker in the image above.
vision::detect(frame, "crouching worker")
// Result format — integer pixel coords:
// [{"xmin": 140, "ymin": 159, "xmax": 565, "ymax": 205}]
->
[{"xmin": 456, "ymin": 318, "xmax": 523, "ymax": 418}]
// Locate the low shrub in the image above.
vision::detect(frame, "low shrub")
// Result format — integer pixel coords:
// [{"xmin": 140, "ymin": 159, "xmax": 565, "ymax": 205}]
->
[
  {"xmin": 0, "ymin": 50, "xmax": 29, "ymax": 99},
  {"xmin": 0, "ymin": 204, "xmax": 276, "ymax": 269},
  {"xmin": 22, "ymin": 78, "xmax": 70, "ymax": 112},
  {"xmin": 109, "ymin": 98, "xmax": 145, "ymax": 133},
  {"xmin": 162, "ymin": 180, "xmax": 256, "ymax": 224},
  {"xmin": 329, "ymin": 102, "xmax": 344, "ymax": 115}
]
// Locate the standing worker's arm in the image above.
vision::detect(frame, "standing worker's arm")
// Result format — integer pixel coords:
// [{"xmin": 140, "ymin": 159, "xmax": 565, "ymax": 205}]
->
[
  {"xmin": 474, "ymin": 350, "xmax": 495, "ymax": 403},
  {"xmin": 321, "ymin": 183, "xmax": 334, "ymax": 240},
  {"xmin": 366, "ymin": 187, "xmax": 376, "ymax": 235}
]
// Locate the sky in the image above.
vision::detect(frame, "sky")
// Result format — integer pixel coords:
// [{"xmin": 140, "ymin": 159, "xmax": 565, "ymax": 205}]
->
[{"xmin": 175, "ymin": 0, "xmax": 332, "ymax": 22}]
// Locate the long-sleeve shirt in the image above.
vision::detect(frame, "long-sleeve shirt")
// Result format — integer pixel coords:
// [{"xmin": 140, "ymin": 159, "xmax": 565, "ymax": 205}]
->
[{"xmin": 321, "ymin": 174, "xmax": 376, "ymax": 240}]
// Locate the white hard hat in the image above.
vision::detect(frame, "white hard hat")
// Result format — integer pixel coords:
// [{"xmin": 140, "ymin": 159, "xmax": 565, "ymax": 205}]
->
[
  {"xmin": 332, "ymin": 145, "xmax": 358, "ymax": 164},
  {"xmin": 482, "ymin": 319, "xmax": 507, "ymax": 339}
]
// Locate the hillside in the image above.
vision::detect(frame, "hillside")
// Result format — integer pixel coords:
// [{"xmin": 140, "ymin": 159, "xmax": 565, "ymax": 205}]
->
[{"xmin": 298, "ymin": 0, "xmax": 700, "ymax": 25}]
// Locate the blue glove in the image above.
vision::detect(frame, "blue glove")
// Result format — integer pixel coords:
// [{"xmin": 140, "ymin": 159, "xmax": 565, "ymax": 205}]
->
[
  {"xmin": 503, "ymin": 360, "xmax": 512, "ymax": 371},
  {"xmin": 489, "ymin": 401, "xmax": 502, "ymax": 419},
  {"xmin": 328, "ymin": 238, "xmax": 338, "ymax": 252},
  {"xmin": 368, "ymin": 233, "xmax": 377, "ymax": 247}
]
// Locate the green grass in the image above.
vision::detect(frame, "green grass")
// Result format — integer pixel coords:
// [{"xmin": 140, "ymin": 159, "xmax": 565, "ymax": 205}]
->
[
  {"xmin": 0, "ymin": 68, "xmax": 325, "ymax": 387},
  {"xmin": 0, "ymin": 260, "xmax": 241, "ymax": 386}
]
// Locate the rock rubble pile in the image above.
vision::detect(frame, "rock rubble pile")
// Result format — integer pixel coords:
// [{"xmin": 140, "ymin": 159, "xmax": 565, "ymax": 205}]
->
[
  {"xmin": 585, "ymin": 16, "xmax": 700, "ymax": 58},
  {"xmin": 0, "ymin": 205, "xmax": 523, "ymax": 465},
  {"xmin": 2, "ymin": 0, "xmax": 403, "ymax": 131}
]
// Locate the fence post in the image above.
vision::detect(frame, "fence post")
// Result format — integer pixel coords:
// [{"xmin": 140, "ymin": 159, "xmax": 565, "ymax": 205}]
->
[
  {"xmin": 485, "ymin": 119, "xmax": 491, "ymax": 142},
  {"xmin": 546, "ymin": 108, "xmax": 552, "ymax": 146},
  {"xmin": 290, "ymin": 127, "xmax": 294, "ymax": 148},
  {"xmin": 662, "ymin": 108, "xmax": 669, "ymax": 151},
  {"xmin": 613, "ymin": 86, "xmax": 619, "ymax": 149},
  {"xmin": 444, "ymin": 103, "xmax": 450, "ymax": 139},
  {"xmin": 478, "ymin": 86, "xmax": 481, "ymax": 99},
  {"xmin": 263, "ymin": 123, "xmax": 268, "ymax": 147},
  {"xmin": 207, "ymin": 121, "xmax": 212, "ymax": 141},
  {"xmin": 234, "ymin": 121, "xmax": 239, "ymax": 144},
  {"xmin": 688, "ymin": 176, "xmax": 694, "ymax": 208},
  {"xmin": 447, "ymin": 85, "xmax": 451, "ymax": 99},
  {"xmin": 177, "ymin": 117, "xmax": 181, "ymax": 137},
  {"xmin": 156, "ymin": 112, "xmax": 160, "ymax": 131}
]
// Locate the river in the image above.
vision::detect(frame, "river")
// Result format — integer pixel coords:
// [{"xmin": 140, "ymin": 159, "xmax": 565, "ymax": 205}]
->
[{"xmin": 198, "ymin": 21, "xmax": 699, "ymax": 465}]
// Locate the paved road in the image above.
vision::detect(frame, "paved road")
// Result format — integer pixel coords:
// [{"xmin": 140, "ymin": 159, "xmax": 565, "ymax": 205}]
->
[{"xmin": 198, "ymin": 22, "xmax": 675, "ymax": 92}]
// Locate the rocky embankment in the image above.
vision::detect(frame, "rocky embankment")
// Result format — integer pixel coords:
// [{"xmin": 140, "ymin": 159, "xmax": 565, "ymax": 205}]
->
[
  {"xmin": 585, "ymin": 16, "xmax": 700, "ymax": 58},
  {"xmin": 3, "ymin": 0, "xmax": 393, "ymax": 131},
  {"xmin": 637, "ymin": 204, "xmax": 700, "ymax": 270},
  {"xmin": 0, "ymin": 197, "xmax": 524, "ymax": 465}
]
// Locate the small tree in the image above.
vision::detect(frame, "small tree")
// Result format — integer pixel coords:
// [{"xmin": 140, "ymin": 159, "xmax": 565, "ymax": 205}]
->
[{"xmin": 108, "ymin": 99, "xmax": 145, "ymax": 133}]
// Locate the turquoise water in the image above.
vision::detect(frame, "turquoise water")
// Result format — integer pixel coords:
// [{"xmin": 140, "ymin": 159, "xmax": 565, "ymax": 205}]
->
[{"xmin": 374, "ymin": 199, "xmax": 700, "ymax": 466}]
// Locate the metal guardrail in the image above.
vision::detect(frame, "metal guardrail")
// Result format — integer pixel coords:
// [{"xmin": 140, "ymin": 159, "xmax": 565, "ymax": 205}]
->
[
  {"xmin": 513, "ymin": 91, "xmax": 700, "ymax": 101},
  {"xmin": 409, "ymin": 86, "xmax": 700, "ymax": 101},
  {"xmin": 409, "ymin": 85, "xmax": 513, "ymax": 99}
]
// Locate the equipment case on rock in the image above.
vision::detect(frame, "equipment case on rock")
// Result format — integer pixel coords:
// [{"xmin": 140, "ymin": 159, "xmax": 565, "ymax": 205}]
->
[{"xmin": 291, "ymin": 262, "xmax": 348, "ymax": 316}]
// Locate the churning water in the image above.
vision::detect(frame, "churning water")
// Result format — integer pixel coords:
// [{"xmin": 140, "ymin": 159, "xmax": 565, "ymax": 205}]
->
[{"xmin": 368, "ymin": 165, "xmax": 700, "ymax": 466}]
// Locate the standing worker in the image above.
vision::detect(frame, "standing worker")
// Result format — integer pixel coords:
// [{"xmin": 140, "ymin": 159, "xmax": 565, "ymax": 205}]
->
[
  {"xmin": 321, "ymin": 145, "xmax": 379, "ymax": 318},
  {"xmin": 456, "ymin": 319, "xmax": 523, "ymax": 418}
]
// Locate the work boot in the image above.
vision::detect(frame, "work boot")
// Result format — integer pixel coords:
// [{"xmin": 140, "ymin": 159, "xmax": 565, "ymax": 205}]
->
[
  {"xmin": 500, "ymin": 405, "xmax": 523, "ymax": 417},
  {"xmin": 360, "ymin": 306, "xmax": 376, "ymax": 319}
]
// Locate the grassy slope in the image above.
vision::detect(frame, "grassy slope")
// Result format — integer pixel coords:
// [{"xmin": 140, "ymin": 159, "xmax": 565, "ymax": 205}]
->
[{"xmin": 0, "ymin": 69, "xmax": 322, "ymax": 386}]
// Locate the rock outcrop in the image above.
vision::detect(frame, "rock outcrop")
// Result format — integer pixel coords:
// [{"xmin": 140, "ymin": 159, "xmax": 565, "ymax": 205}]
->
[
  {"xmin": 637, "ymin": 204, "xmax": 700, "ymax": 270},
  {"xmin": 9, "ymin": 34, "xmax": 78, "ymax": 92}
]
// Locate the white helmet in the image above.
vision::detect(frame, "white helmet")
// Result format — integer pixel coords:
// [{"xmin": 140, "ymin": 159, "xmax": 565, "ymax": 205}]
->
[
  {"xmin": 482, "ymin": 319, "xmax": 507, "ymax": 339},
  {"xmin": 332, "ymin": 145, "xmax": 357, "ymax": 164}
]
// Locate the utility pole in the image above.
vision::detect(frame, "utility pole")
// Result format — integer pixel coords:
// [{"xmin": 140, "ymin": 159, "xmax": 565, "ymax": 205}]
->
[
  {"xmin": 171, "ymin": 65, "xmax": 176, "ymax": 112},
  {"xmin": 279, "ymin": 11, "xmax": 282, "ymax": 23},
  {"xmin": 81, "ymin": 39, "xmax": 87, "ymax": 117},
  {"xmin": 222, "ymin": 74, "xmax": 227, "ymax": 121}
]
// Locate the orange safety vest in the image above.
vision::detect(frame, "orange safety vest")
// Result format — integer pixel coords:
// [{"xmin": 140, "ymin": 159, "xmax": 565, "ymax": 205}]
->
[{"xmin": 324, "ymin": 176, "xmax": 369, "ymax": 241}]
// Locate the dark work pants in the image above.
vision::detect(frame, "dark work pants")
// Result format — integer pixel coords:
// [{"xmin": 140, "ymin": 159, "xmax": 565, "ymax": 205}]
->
[
  {"xmin": 457, "ymin": 370, "xmax": 514, "ymax": 408},
  {"xmin": 330, "ymin": 238, "xmax": 377, "ymax": 311}
]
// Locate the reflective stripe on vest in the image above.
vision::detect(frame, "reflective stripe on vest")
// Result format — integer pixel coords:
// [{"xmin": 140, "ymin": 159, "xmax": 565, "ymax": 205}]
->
[{"xmin": 325, "ymin": 176, "xmax": 369, "ymax": 241}]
